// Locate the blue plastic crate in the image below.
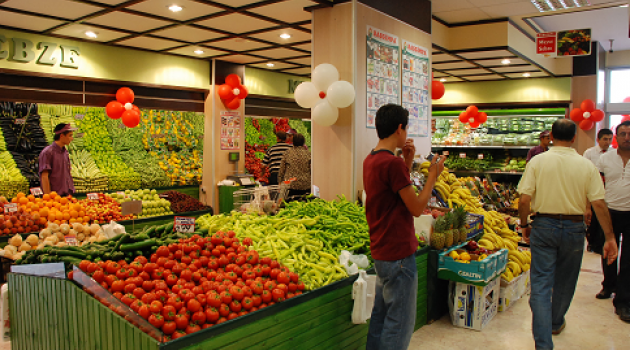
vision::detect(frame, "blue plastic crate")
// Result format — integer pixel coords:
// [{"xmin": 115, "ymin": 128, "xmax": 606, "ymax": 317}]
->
[
  {"xmin": 466, "ymin": 213, "xmax": 484, "ymax": 239},
  {"xmin": 438, "ymin": 242, "xmax": 508, "ymax": 286}
]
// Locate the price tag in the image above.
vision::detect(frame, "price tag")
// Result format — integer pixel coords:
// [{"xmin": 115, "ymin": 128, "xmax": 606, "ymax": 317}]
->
[
  {"xmin": 14, "ymin": 118, "xmax": 26, "ymax": 125},
  {"xmin": 443, "ymin": 151, "xmax": 449, "ymax": 156},
  {"xmin": 74, "ymin": 132, "xmax": 84, "ymax": 138},
  {"xmin": 118, "ymin": 123, "xmax": 126, "ymax": 128},
  {"xmin": 87, "ymin": 193, "xmax": 99, "ymax": 200},
  {"xmin": 3, "ymin": 203, "xmax": 17, "ymax": 213},
  {"xmin": 459, "ymin": 153, "xmax": 466, "ymax": 158},
  {"xmin": 504, "ymin": 201, "xmax": 510, "ymax": 207},
  {"xmin": 429, "ymin": 197, "xmax": 437, "ymax": 206},
  {"xmin": 30, "ymin": 187, "xmax": 43, "ymax": 196},
  {"xmin": 312, "ymin": 185, "xmax": 320, "ymax": 198},
  {"xmin": 159, "ymin": 194, "xmax": 169, "ymax": 198},
  {"xmin": 174, "ymin": 216, "xmax": 195, "ymax": 233},
  {"xmin": 75, "ymin": 114, "xmax": 85, "ymax": 120},
  {"xmin": 478, "ymin": 154, "xmax": 484, "ymax": 160},
  {"xmin": 121, "ymin": 200, "xmax": 142, "ymax": 216},
  {"xmin": 152, "ymin": 134, "xmax": 165, "ymax": 139},
  {"xmin": 64, "ymin": 236, "xmax": 79, "ymax": 246}
]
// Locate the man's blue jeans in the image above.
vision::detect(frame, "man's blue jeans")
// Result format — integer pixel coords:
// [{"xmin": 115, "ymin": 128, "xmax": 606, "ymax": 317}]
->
[
  {"xmin": 529, "ymin": 217, "xmax": 586, "ymax": 350},
  {"xmin": 366, "ymin": 254, "xmax": 417, "ymax": 350}
]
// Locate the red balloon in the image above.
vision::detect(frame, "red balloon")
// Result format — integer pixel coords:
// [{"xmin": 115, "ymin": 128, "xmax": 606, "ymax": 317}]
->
[
  {"xmin": 237, "ymin": 86, "xmax": 248, "ymax": 99},
  {"xmin": 431, "ymin": 80, "xmax": 445, "ymax": 100},
  {"xmin": 225, "ymin": 98, "xmax": 241, "ymax": 110},
  {"xmin": 116, "ymin": 87, "xmax": 135, "ymax": 104},
  {"xmin": 217, "ymin": 84, "xmax": 235, "ymax": 101},
  {"xmin": 466, "ymin": 106, "xmax": 478, "ymax": 119},
  {"xmin": 132, "ymin": 105, "xmax": 140, "ymax": 113},
  {"xmin": 477, "ymin": 112, "xmax": 488, "ymax": 124},
  {"xmin": 469, "ymin": 121, "xmax": 481, "ymax": 129},
  {"xmin": 458, "ymin": 112, "xmax": 468, "ymax": 123},
  {"xmin": 612, "ymin": 135, "xmax": 618, "ymax": 149},
  {"xmin": 622, "ymin": 115, "xmax": 630, "ymax": 123},
  {"xmin": 106, "ymin": 101, "xmax": 124, "ymax": 119},
  {"xmin": 225, "ymin": 74, "xmax": 241, "ymax": 88},
  {"xmin": 623, "ymin": 97, "xmax": 630, "ymax": 103},
  {"xmin": 580, "ymin": 99, "xmax": 596, "ymax": 113},
  {"xmin": 121, "ymin": 110, "xmax": 140, "ymax": 128},
  {"xmin": 590, "ymin": 109, "xmax": 604, "ymax": 122},
  {"xmin": 579, "ymin": 119, "xmax": 594, "ymax": 131},
  {"xmin": 569, "ymin": 108, "xmax": 584, "ymax": 123}
]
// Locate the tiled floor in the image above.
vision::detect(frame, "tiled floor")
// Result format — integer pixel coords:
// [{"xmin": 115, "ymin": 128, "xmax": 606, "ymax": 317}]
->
[{"xmin": 409, "ymin": 250, "xmax": 630, "ymax": 350}]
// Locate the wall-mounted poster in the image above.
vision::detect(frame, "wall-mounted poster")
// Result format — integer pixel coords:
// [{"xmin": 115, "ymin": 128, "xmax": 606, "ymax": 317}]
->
[
  {"xmin": 401, "ymin": 40, "xmax": 430, "ymax": 137},
  {"xmin": 220, "ymin": 111, "xmax": 241, "ymax": 150},
  {"xmin": 366, "ymin": 25, "xmax": 400, "ymax": 129}
]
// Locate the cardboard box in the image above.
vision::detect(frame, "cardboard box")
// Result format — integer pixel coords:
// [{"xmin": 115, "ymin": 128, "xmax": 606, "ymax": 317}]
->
[
  {"xmin": 498, "ymin": 270, "xmax": 530, "ymax": 312},
  {"xmin": 438, "ymin": 242, "xmax": 508, "ymax": 286},
  {"xmin": 448, "ymin": 276, "xmax": 499, "ymax": 331}
]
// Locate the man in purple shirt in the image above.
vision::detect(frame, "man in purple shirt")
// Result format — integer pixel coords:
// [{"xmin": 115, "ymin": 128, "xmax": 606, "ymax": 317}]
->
[
  {"xmin": 39, "ymin": 123, "xmax": 76, "ymax": 196},
  {"xmin": 527, "ymin": 130, "xmax": 551, "ymax": 163}
]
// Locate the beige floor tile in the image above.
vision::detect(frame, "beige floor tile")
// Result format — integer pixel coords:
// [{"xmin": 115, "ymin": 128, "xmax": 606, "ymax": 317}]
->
[{"xmin": 410, "ymin": 250, "xmax": 630, "ymax": 350}]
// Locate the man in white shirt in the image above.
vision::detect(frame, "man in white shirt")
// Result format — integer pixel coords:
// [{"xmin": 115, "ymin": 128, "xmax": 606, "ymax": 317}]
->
[
  {"xmin": 583, "ymin": 129, "xmax": 613, "ymax": 258},
  {"xmin": 596, "ymin": 121, "xmax": 630, "ymax": 322}
]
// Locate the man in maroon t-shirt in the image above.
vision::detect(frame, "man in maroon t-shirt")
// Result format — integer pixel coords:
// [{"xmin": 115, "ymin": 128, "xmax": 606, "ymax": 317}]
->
[{"xmin": 364, "ymin": 104, "xmax": 444, "ymax": 350}]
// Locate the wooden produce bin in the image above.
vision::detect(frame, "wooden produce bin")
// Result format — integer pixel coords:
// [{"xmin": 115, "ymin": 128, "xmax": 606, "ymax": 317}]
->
[{"xmin": 8, "ymin": 249, "xmax": 429, "ymax": 350}]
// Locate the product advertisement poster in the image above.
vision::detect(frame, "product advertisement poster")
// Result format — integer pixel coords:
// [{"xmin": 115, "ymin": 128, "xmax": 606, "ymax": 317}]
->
[
  {"xmin": 220, "ymin": 111, "xmax": 241, "ymax": 150},
  {"xmin": 366, "ymin": 25, "xmax": 400, "ymax": 129},
  {"xmin": 401, "ymin": 39, "xmax": 430, "ymax": 137}
]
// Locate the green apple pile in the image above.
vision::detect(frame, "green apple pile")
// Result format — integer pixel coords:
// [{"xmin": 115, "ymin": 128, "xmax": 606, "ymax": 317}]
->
[{"xmin": 108, "ymin": 189, "xmax": 173, "ymax": 218}]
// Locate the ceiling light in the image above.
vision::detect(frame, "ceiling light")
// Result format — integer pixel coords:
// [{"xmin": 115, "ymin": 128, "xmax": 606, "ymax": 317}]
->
[
  {"xmin": 523, "ymin": 73, "xmax": 531, "ymax": 77},
  {"xmin": 85, "ymin": 31, "xmax": 98, "ymax": 38},
  {"xmin": 621, "ymin": 4, "xmax": 629, "ymax": 7},
  {"xmin": 501, "ymin": 59, "xmax": 511, "ymax": 65},
  {"xmin": 266, "ymin": 63, "xmax": 275, "ymax": 67},
  {"xmin": 530, "ymin": 0, "xmax": 591, "ymax": 13},
  {"xmin": 279, "ymin": 33, "xmax": 291, "ymax": 39},
  {"xmin": 440, "ymin": 78, "xmax": 447, "ymax": 82},
  {"xmin": 194, "ymin": 49, "xmax": 204, "ymax": 55},
  {"xmin": 168, "ymin": 4, "xmax": 183, "ymax": 12}
]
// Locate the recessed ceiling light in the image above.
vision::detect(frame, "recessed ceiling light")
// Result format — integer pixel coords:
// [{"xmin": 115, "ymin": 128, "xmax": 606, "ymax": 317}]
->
[
  {"xmin": 266, "ymin": 63, "xmax": 275, "ymax": 67},
  {"xmin": 85, "ymin": 31, "xmax": 98, "ymax": 38},
  {"xmin": 279, "ymin": 33, "xmax": 291, "ymax": 39},
  {"xmin": 440, "ymin": 78, "xmax": 447, "ymax": 82},
  {"xmin": 523, "ymin": 73, "xmax": 531, "ymax": 77},
  {"xmin": 194, "ymin": 49, "xmax": 204, "ymax": 55},
  {"xmin": 168, "ymin": 4, "xmax": 183, "ymax": 12},
  {"xmin": 531, "ymin": 0, "xmax": 591, "ymax": 13},
  {"xmin": 501, "ymin": 59, "xmax": 511, "ymax": 65}
]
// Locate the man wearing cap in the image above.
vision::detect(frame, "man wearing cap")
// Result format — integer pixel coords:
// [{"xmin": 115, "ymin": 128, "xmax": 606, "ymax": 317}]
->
[
  {"xmin": 527, "ymin": 130, "xmax": 551, "ymax": 163},
  {"xmin": 39, "ymin": 123, "xmax": 76, "ymax": 196}
]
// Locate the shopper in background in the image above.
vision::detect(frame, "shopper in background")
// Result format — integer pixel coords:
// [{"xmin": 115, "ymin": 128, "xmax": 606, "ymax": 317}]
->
[
  {"xmin": 286, "ymin": 129, "xmax": 295, "ymax": 144},
  {"xmin": 363, "ymin": 104, "xmax": 445, "ymax": 350},
  {"xmin": 526, "ymin": 130, "xmax": 551, "ymax": 162},
  {"xmin": 595, "ymin": 121, "xmax": 630, "ymax": 321},
  {"xmin": 278, "ymin": 133, "xmax": 311, "ymax": 198},
  {"xmin": 262, "ymin": 131, "xmax": 292, "ymax": 186},
  {"xmin": 39, "ymin": 123, "xmax": 77, "ymax": 196},
  {"xmin": 583, "ymin": 128, "xmax": 614, "ymax": 256},
  {"xmin": 518, "ymin": 119, "xmax": 617, "ymax": 350}
]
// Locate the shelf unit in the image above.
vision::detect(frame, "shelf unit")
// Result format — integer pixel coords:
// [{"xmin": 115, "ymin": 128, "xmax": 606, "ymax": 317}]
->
[
  {"xmin": 449, "ymin": 170, "xmax": 523, "ymax": 176},
  {"xmin": 433, "ymin": 145, "xmax": 531, "ymax": 150}
]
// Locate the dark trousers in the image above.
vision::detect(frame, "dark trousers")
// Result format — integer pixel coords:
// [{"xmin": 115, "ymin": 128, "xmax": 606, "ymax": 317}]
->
[
  {"xmin": 287, "ymin": 189, "xmax": 310, "ymax": 200},
  {"xmin": 611, "ymin": 209, "xmax": 630, "ymax": 307},
  {"xmin": 268, "ymin": 172, "xmax": 279, "ymax": 186},
  {"xmin": 587, "ymin": 205, "xmax": 603, "ymax": 254}
]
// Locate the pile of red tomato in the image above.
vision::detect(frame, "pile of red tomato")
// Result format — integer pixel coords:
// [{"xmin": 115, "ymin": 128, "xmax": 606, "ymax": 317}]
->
[{"xmin": 73, "ymin": 231, "xmax": 305, "ymax": 341}]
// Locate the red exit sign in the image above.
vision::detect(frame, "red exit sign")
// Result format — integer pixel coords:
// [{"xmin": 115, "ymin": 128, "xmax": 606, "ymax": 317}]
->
[{"xmin": 536, "ymin": 32, "xmax": 556, "ymax": 55}]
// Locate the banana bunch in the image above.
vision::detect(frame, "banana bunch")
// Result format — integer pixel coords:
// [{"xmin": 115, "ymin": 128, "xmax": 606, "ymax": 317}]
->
[
  {"xmin": 434, "ymin": 170, "xmax": 484, "ymax": 210},
  {"xmin": 420, "ymin": 161, "xmax": 431, "ymax": 175},
  {"xmin": 502, "ymin": 250, "xmax": 531, "ymax": 282}
]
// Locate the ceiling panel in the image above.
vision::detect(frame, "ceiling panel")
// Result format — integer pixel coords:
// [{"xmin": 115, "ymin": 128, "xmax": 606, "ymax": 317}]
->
[
  {"xmin": 153, "ymin": 26, "xmax": 224, "ymax": 43},
  {"xmin": 209, "ymin": 38, "xmax": 271, "ymax": 52},
  {"xmin": 250, "ymin": 62, "xmax": 299, "ymax": 70},
  {"xmin": 468, "ymin": 0, "xmax": 523, "ymax": 6},
  {"xmin": 432, "ymin": 71, "xmax": 449, "ymax": 78},
  {"xmin": 434, "ymin": 7, "xmax": 491, "ymax": 23},
  {"xmin": 116, "ymin": 36, "xmax": 182, "ymax": 51},
  {"xmin": 281, "ymin": 67, "xmax": 312, "ymax": 75},
  {"xmin": 217, "ymin": 55, "xmax": 262, "ymax": 64},
  {"xmin": 301, "ymin": 23, "xmax": 312, "ymax": 30},
  {"xmin": 432, "ymin": 53, "xmax": 459, "ymax": 63},
  {"xmin": 87, "ymin": 12, "xmax": 172, "ymax": 32},
  {"xmin": 476, "ymin": 58, "xmax": 525, "ymax": 66},
  {"xmin": 457, "ymin": 50, "xmax": 513, "ymax": 59},
  {"xmin": 167, "ymin": 45, "xmax": 228, "ymax": 58},
  {"xmin": 0, "ymin": 10, "xmax": 65, "ymax": 31},
  {"xmin": 128, "ymin": 0, "xmax": 224, "ymax": 21},
  {"xmin": 463, "ymin": 75, "xmax": 505, "ymax": 81},
  {"xmin": 480, "ymin": 2, "xmax": 538, "ymax": 17},
  {"xmin": 432, "ymin": 0, "xmax": 477, "ymax": 12},
  {"xmin": 492, "ymin": 65, "xmax": 541, "ymax": 73},
  {"xmin": 196, "ymin": 13, "xmax": 276, "ymax": 34},
  {"xmin": 89, "ymin": 0, "xmax": 127, "ymax": 4},
  {"xmin": 251, "ymin": 47, "xmax": 307, "ymax": 59},
  {"xmin": 286, "ymin": 57, "xmax": 311, "ymax": 66},
  {"xmin": 433, "ymin": 61, "xmax": 476, "ymax": 70},
  {"xmin": 53, "ymin": 24, "xmax": 129, "ymax": 42},
  {"xmin": 247, "ymin": 28, "xmax": 311, "ymax": 45},
  {"xmin": 292, "ymin": 42, "xmax": 311, "ymax": 52},
  {"xmin": 439, "ymin": 77, "xmax": 464, "ymax": 82},
  {"xmin": 504, "ymin": 71, "xmax": 548, "ymax": 78},
  {"xmin": 210, "ymin": 0, "xmax": 261, "ymax": 7},
  {"xmin": 1, "ymin": 0, "xmax": 102, "ymax": 20},
  {"xmin": 445, "ymin": 68, "xmax": 494, "ymax": 76},
  {"xmin": 247, "ymin": 0, "xmax": 315, "ymax": 23}
]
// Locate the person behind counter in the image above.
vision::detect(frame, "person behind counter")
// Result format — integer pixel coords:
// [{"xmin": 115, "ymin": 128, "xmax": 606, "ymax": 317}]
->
[
  {"xmin": 39, "ymin": 123, "xmax": 76, "ymax": 196},
  {"xmin": 526, "ymin": 130, "xmax": 551, "ymax": 162},
  {"xmin": 278, "ymin": 133, "xmax": 311, "ymax": 198},
  {"xmin": 262, "ymin": 131, "xmax": 292, "ymax": 186}
]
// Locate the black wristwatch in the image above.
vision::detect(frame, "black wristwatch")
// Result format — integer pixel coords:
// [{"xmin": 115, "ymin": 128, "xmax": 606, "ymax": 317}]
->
[{"xmin": 521, "ymin": 223, "xmax": 530, "ymax": 228}]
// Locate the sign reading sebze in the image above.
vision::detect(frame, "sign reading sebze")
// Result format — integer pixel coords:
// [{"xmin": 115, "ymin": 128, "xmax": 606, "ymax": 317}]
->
[{"xmin": 0, "ymin": 33, "xmax": 80, "ymax": 68}]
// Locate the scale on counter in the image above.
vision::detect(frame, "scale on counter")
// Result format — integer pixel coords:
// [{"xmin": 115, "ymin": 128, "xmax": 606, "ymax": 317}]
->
[{"xmin": 226, "ymin": 152, "xmax": 257, "ymax": 187}]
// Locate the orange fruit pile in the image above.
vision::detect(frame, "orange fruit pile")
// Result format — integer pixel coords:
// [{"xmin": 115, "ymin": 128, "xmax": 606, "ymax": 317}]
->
[{"xmin": 10, "ymin": 192, "xmax": 90, "ymax": 227}]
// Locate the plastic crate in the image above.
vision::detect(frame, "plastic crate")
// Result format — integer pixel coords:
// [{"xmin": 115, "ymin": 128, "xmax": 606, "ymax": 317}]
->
[
  {"xmin": 466, "ymin": 213, "xmax": 484, "ymax": 239},
  {"xmin": 438, "ymin": 242, "xmax": 508, "ymax": 286}
]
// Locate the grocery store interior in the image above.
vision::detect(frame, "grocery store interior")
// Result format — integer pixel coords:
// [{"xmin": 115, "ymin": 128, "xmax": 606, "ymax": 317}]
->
[{"xmin": 0, "ymin": 0, "xmax": 629, "ymax": 349}]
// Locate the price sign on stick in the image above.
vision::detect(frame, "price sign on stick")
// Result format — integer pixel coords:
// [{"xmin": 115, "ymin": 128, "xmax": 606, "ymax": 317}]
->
[
  {"xmin": 87, "ymin": 193, "xmax": 98, "ymax": 200},
  {"xmin": 30, "ymin": 187, "xmax": 43, "ymax": 196},
  {"xmin": 443, "ymin": 151, "xmax": 449, "ymax": 156},
  {"xmin": 3, "ymin": 203, "xmax": 17, "ymax": 213},
  {"xmin": 478, "ymin": 154, "xmax": 484, "ymax": 160},
  {"xmin": 64, "ymin": 236, "xmax": 79, "ymax": 246},
  {"xmin": 174, "ymin": 216, "xmax": 195, "ymax": 233},
  {"xmin": 121, "ymin": 201, "xmax": 142, "ymax": 216},
  {"xmin": 459, "ymin": 153, "xmax": 466, "ymax": 158}
]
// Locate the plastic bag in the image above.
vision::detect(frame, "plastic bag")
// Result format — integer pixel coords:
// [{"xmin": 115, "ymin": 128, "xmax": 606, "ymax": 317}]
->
[
  {"xmin": 352, "ymin": 271, "xmax": 376, "ymax": 324},
  {"xmin": 101, "ymin": 221, "xmax": 125, "ymax": 239},
  {"xmin": 339, "ymin": 250, "xmax": 369, "ymax": 275}
]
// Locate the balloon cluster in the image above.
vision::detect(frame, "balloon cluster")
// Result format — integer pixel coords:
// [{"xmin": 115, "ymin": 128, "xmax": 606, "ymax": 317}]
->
[
  {"xmin": 294, "ymin": 64, "xmax": 355, "ymax": 126},
  {"xmin": 431, "ymin": 80, "xmax": 445, "ymax": 100},
  {"xmin": 569, "ymin": 99, "xmax": 604, "ymax": 131},
  {"xmin": 218, "ymin": 74, "xmax": 248, "ymax": 110},
  {"xmin": 458, "ymin": 106, "xmax": 487, "ymax": 129},
  {"xmin": 105, "ymin": 87, "xmax": 140, "ymax": 128}
]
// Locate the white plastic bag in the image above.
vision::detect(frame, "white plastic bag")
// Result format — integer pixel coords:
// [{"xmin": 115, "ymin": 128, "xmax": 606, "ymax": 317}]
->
[
  {"xmin": 101, "ymin": 221, "xmax": 125, "ymax": 239},
  {"xmin": 352, "ymin": 271, "xmax": 377, "ymax": 324},
  {"xmin": 339, "ymin": 250, "xmax": 369, "ymax": 275}
]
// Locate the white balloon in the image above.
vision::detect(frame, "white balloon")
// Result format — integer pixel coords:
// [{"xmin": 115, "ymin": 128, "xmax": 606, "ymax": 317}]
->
[
  {"xmin": 233, "ymin": 88, "xmax": 240, "ymax": 96},
  {"xmin": 583, "ymin": 111, "xmax": 591, "ymax": 119},
  {"xmin": 326, "ymin": 80, "xmax": 355, "ymax": 108},
  {"xmin": 312, "ymin": 63, "xmax": 339, "ymax": 91},
  {"xmin": 294, "ymin": 82, "xmax": 320, "ymax": 108},
  {"xmin": 124, "ymin": 103, "xmax": 133, "ymax": 110},
  {"xmin": 312, "ymin": 100, "xmax": 338, "ymax": 126}
]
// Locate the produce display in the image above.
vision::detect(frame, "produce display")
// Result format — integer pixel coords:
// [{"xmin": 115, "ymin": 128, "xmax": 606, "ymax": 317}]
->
[
  {"xmin": 107, "ymin": 189, "xmax": 174, "ymax": 218},
  {"xmin": 448, "ymin": 241, "xmax": 492, "ymax": 263},
  {"xmin": 69, "ymin": 150, "xmax": 109, "ymax": 193},
  {"xmin": 78, "ymin": 193, "xmax": 136, "ymax": 224},
  {"xmin": 154, "ymin": 150, "xmax": 202, "ymax": 186},
  {"xmin": 429, "ymin": 205, "xmax": 467, "ymax": 250},
  {"xmin": 2, "ymin": 191, "xmax": 89, "ymax": 228},
  {"xmin": 39, "ymin": 105, "xmax": 86, "ymax": 151},
  {"xmin": 161, "ymin": 190, "xmax": 209, "ymax": 213},
  {"xmin": 0, "ymin": 151, "xmax": 29, "ymax": 199}
]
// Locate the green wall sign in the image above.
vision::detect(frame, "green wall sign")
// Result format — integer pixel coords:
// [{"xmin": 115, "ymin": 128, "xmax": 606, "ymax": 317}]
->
[
  {"xmin": 0, "ymin": 34, "xmax": 80, "ymax": 69},
  {"xmin": 288, "ymin": 79, "xmax": 304, "ymax": 94}
]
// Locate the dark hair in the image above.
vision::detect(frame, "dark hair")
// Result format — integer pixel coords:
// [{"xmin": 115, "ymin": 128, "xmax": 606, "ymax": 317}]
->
[
  {"xmin": 597, "ymin": 128, "xmax": 613, "ymax": 139},
  {"xmin": 53, "ymin": 123, "xmax": 71, "ymax": 141},
  {"xmin": 551, "ymin": 119, "xmax": 577, "ymax": 142},
  {"xmin": 292, "ymin": 133, "xmax": 305, "ymax": 147},
  {"xmin": 276, "ymin": 131, "xmax": 287, "ymax": 141},
  {"xmin": 375, "ymin": 104, "xmax": 408, "ymax": 139},
  {"xmin": 616, "ymin": 121, "xmax": 630, "ymax": 135}
]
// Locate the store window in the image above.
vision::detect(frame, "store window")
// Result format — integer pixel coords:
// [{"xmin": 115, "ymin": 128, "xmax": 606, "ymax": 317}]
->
[
  {"xmin": 610, "ymin": 115, "xmax": 624, "ymax": 132},
  {"xmin": 609, "ymin": 68, "xmax": 630, "ymax": 103}
]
